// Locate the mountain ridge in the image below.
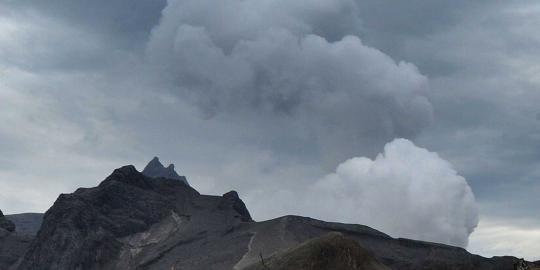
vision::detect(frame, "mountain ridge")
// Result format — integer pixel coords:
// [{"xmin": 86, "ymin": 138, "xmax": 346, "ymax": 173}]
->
[{"xmin": 1, "ymin": 159, "xmax": 536, "ymax": 269}]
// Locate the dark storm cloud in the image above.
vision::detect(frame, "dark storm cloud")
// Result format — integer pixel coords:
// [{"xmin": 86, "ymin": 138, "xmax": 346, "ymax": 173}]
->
[
  {"xmin": 355, "ymin": 0, "xmax": 478, "ymax": 35},
  {"xmin": 0, "ymin": 0, "xmax": 165, "ymax": 72},
  {"xmin": 410, "ymin": 2, "xmax": 540, "ymax": 217},
  {"xmin": 352, "ymin": 0, "xmax": 505, "ymax": 75}
]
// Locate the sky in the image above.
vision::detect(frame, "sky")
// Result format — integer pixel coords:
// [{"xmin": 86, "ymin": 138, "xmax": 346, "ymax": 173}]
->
[{"xmin": 1, "ymin": 0, "xmax": 540, "ymax": 260}]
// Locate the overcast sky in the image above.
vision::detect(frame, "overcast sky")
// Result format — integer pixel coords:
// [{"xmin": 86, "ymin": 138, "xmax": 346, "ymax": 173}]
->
[{"xmin": 1, "ymin": 0, "xmax": 539, "ymax": 260}]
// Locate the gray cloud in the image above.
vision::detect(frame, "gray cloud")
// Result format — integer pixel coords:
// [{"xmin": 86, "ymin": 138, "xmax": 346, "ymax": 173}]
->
[
  {"xmin": 410, "ymin": 2, "xmax": 540, "ymax": 219},
  {"xmin": 0, "ymin": 0, "xmax": 165, "ymax": 72},
  {"xmin": 146, "ymin": 0, "xmax": 433, "ymax": 164},
  {"xmin": 4, "ymin": 0, "xmax": 165, "ymax": 44}
]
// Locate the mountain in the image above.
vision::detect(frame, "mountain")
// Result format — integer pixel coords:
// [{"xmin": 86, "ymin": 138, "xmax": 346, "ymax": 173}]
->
[
  {"xmin": 141, "ymin": 156, "xmax": 189, "ymax": 185},
  {"xmin": 16, "ymin": 165, "xmax": 252, "ymax": 270},
  {"xmin": 2, "ymin": 160, "xmax": 536, "ymax": 269}
]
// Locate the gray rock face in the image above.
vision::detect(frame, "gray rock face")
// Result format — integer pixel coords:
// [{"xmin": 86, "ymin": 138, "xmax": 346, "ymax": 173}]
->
[
  {"xmin": 5, "ymin": 213, "xmax": 44, "ymax": 236},
  {"xmin": 142, "ymin": 157, "xmax": 189, "ymax": 185}
]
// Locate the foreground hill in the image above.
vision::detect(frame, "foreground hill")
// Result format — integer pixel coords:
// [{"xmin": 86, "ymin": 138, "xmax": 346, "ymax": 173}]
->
[
  {"xmin": 2, "ymin": 160, "xmax": 534, "ymax": 269},
  {"xmin": 243, "ymin": 232, "xmax": 390, "ymax": 270}
]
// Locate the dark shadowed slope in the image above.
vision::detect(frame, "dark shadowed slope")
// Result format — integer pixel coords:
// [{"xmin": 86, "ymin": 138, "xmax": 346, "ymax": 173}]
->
[
  {"xmin": 141, "ymin": 156, "xmax": 189, "ymax": 185},
  {"xmin": 243, "ymin": 232, "xmax": 390, "ymax": 270}
]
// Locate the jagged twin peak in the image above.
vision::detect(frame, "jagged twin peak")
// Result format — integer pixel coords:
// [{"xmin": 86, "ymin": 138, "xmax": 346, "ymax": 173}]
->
[{"xmin": 142, "ymin": 157, "xmax": 189, "ymax": 185}]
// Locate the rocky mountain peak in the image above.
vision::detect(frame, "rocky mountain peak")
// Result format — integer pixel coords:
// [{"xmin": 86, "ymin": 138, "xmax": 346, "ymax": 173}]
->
[
  {"xmin": 17, "ymin": 164, "xmax": 254, "ymax": 270},
  {"xmin": 142, "ymin": 157, "xmax": 189, "ymax": 185}
]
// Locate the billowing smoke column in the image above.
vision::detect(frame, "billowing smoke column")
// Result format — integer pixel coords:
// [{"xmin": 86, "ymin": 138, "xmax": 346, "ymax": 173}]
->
[
  {"xmin": 306, "ymin": 139, "xmax": 479, "ymax": 247},
  {"xmin": 145, "ymin": 0, "xmax": 478, "ymax": 247},
  {"xmin": 146, "ymin": 0, "xmax": 433, "ymax": 163}
]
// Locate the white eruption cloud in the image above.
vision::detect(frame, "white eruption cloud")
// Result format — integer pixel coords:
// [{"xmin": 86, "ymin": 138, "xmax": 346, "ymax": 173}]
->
[
  {"xmin": 146, "ymin": 0, "xmax": 433, "ymax": 162},
  {"xmin": 303, "ymin": 138, "xmax": 479, "ymax": 247}
]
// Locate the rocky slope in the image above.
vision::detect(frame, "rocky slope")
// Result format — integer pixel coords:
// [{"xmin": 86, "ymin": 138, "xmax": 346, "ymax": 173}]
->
[{"xmin": 4, "ymin": 160, "xmax": 535, "ymax": 270}]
